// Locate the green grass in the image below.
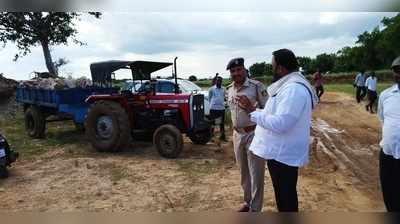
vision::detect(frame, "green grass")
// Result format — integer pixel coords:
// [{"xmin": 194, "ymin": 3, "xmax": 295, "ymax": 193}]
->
[
  {"xmin": 0, "ymin": 112, "xmax": 88, "ymax": 158},
  {"xmin": 98, "ymin": 162, "xmax": 130, "ymax": 183},
  {"xmin": 195, "ymin": 70, "xmax": 394, "ymax": 88},
  {"xmin": 324, "ymin": 83, "xmax": 394, "ymax": 95},
  {"xmin": 194, "ymin": 79, "xmax": 232, "ymax": 88},
  {"xmin": 176, "ymin": 159, "xmax": 219, "ymax": 184}
]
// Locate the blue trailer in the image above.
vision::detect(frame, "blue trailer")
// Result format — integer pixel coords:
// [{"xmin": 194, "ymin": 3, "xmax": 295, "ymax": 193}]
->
[{"xmin": 16, "ymin": 87, "xmax": 118, "ymax": 138}]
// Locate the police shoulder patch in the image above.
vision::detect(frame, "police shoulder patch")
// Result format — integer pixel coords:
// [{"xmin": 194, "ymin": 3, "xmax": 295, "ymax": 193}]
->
[
  {"xmin": 247, "ymin": 79, "xmax": 259, "ymax": 87},
  {"xmin": 261, "ymin": 89, "xmax": 268, "ymax": 97}
]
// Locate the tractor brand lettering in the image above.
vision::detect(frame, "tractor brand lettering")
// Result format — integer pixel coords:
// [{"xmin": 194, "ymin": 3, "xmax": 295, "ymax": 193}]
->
[
  {"xmin": 149, "ymin": 100, "xmax": 189, "ymax": 104},
  {"xmin": 167, "ymin": 104, "xmax": 179, "ymax": 108}
]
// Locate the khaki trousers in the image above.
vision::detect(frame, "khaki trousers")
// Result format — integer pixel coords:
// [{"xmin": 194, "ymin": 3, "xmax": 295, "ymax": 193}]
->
[{"xmin": 233, "ymin": 130, "xmax": 266, "ymax": 212}]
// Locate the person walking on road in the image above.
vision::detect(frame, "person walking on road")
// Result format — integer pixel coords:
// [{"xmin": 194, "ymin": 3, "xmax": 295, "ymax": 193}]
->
[
  {"xmin": 239, "ymin": 49, "xmax": 318, "ymax": 212},
  {"xmin": 226, "ymin": 57, "xmax": 268, "ymax": 212},
  {"xmin": 208, "ymin": 76, "xmax": 226, "ymax": 141},
  {"xmin": 313, "ymin": 69, "xmax": 324, "ymax": 100},
  {"xmin": 378, "ymin": 56, "xmax": 400, "ymax": 212},
  {"xmin": 354, "ymin": 70, "xmax": 367, "ymax": 103},
  {"xmin": 365, "ymin": 71, "xmax": 378, "ymax": 113}
]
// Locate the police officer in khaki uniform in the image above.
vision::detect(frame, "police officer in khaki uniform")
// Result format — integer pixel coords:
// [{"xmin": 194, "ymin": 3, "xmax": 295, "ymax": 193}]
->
[{"xmin": 226, "ymin": 57, "xmax": 268, "ymax": 212}]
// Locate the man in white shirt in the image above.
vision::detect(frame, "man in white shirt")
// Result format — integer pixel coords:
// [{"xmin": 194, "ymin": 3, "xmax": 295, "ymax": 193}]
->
[
  {"xmin": 208, "ymin": 76, "xmax": 226, "ymax": 140},
  {"xmin": 354, "ymin": 70, "xmax": 367, "ymax": 103},
  {"xmin": 365, "ymin": 71, "xmax": 378, "ymax": 113},
  {"xmin": 237, "ymin": 49, "xmax": 318, "ymax": 212},
  {"xmin": 378, "ymin": 56, "xmax": 400, "ymax": 212}
]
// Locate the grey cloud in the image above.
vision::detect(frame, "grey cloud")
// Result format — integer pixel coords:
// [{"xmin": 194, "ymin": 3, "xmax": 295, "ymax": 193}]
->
[
  {"xmin": 1, "ymin": 12, "xmax": 397, "ymax": 80},
  {"xmin": 89, "ymin": 12, "xmax": 395, "ymax": 55}
]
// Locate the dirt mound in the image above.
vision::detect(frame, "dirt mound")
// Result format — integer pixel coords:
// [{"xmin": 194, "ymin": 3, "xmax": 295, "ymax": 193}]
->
[
  {"xmin": 0, "ymin": 74, "xmax": 19, "ymax": 119},
  {"xmin": 0, "ymin": 73, "xmax": 17, "ymax": 99}
]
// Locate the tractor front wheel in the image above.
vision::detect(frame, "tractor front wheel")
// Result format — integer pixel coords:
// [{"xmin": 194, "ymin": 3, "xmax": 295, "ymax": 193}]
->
[
  {"xmin": 85, "ymin": 101, "xmax": 131, "ymax": 152},
  {"xmin": 189, "ymin": 128, "xmax": 213, "ymax": 145},
  {"xmin": 153, "ymin": 125, "xmax": 183, "ymax": 158}
]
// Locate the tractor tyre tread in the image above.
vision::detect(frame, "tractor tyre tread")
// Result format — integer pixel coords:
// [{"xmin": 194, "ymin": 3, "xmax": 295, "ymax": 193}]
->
[
  {"xmin": 85, "ymin": 100, "xmax": 131, "ymax": 152},
  {"xmin": 153, "ymin": 124, "xmax": 183, "ymax": 158}
]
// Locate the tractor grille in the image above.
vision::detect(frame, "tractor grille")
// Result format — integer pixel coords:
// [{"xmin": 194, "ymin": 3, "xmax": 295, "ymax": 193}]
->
[{"xmin": 192, "ymin": 94, "xmax": 205, "ymax": 127}]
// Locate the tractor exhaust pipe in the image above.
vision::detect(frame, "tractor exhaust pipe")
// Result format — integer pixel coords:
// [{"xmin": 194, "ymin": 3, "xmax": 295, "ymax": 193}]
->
[{"xmin": 174, "ymin": 57, "xmax": 179, "ymax": 93}]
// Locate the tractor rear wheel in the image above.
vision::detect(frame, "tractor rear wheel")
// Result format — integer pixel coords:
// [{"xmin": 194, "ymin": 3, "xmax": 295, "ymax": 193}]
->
[
  {"xmin": 153, "ymin": 125, "xmax": 183, "ymax": 158},
  {"xmin": 24, "ymin": 106, "xmax": 46, "ymax": 138},
  {"xmin": 85, "ymin": 101, "xmax": 131, "ymax": 152},
  {"xmin": 189, "ymin": 127, "xmax": 213, "ymax": 145}
]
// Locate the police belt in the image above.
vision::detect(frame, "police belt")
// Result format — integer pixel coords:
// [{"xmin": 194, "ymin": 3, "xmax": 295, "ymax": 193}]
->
[{"xmin": 234, "ymin": 125, "xmax": 256, "ymax": 134}]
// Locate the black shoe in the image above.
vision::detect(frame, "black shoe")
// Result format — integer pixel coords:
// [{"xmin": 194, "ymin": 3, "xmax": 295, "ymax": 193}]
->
[{"xmin": 237, "ymin": 204, "xmax": 250, "ymax": 212}]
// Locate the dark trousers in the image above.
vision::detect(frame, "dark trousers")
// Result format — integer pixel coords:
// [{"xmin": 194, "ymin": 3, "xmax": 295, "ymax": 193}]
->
[
  {"xmin": 267, "ymin": 159, "xmax": 299, "ymax": 212},
  {"xmin": 315, "ymin": 85, "xmax": 324, "ymax": 100},
  {"xmin": 356, "ymin": 86, "xmax": 367, "ymax": 103},
  {"xmin": 366, "ymin": 90, "xmax": 378, "ymax": 113},
  {"xmin": 209, "ymin": 109, "xmax": 225, "ymax": 139},
  {"xmin": 379, "ymin": 149, "xmax": 400, "ymax": 212}
]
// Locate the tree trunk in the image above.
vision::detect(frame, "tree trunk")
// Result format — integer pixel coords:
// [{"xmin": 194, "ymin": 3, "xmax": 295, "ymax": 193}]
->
[{"xmin": 40, "ymin": 40, "xmax": 58, "ymax": 76}]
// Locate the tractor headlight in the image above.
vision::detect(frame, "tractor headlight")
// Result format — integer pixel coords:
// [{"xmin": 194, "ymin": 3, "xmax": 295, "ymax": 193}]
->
[{"xmin": 163, "ymin": 109, "xmax": 177, "ymax": 116}]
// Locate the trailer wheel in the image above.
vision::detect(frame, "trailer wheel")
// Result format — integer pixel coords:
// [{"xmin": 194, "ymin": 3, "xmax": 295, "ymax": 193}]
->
[
  {"xmin": 24, "ymin": 106, "xmax": 46, "ymax": 138},
  {"xmin": 85, "ymin": 101, "xmax": 131, "ymax": 152},
  {"xmin": 189, "ymin": 127, "xmax": 212, "ymax": 145},
  {"xmin": 153, "ymin": 125, "xmax": 183, "ymax": 158}
]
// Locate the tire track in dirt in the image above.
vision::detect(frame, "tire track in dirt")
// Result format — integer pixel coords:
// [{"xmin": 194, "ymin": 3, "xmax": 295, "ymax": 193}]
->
[{"xmin": 311, "ymin": 92, "xmax": 383, "ymax": 203}]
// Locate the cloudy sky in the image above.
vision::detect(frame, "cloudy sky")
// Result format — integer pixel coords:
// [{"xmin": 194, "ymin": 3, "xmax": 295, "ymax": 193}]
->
[{"xmin": 0, "ymin": 12, "xmax": 397, "ymax": 80}]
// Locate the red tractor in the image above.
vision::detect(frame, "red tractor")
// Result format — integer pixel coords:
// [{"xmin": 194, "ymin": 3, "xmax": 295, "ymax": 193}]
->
[{"xmin": 85, "ymin": 58, "xmax": 212, "ymax": 158}]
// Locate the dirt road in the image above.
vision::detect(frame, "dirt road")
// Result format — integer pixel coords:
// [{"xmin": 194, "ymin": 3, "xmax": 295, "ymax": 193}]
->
[{"xmin": 0, "ymin": 92, "xmax": 385, "ymax": 211}]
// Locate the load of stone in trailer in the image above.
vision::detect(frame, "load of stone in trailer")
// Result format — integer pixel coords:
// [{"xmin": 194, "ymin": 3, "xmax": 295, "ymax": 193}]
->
[
  {"xmin": 18, "ymin": 76, "xmax": 93, "ymax": 90},
  {"xmin": 0, "ymin": 73, "xmax": 17, "ymax": 98}
]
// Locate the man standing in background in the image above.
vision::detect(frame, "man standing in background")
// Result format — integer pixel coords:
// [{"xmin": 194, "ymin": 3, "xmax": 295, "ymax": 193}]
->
[
  {"xmin": 208, "ymin": 76, "xmax": 226, "ymax": 141},
  {"xmin": 354, "ymin": 70, "xmax": 367, "ymax": 103},
  {"xmin": 365, "ymin": 71, "xmax": 378, "ymax": 113},
  {"xmin": 378, "ymin": 56, "xmax": 400, "ymax": 212},
  {"xmin": 313, "ymin": 69, "xmax": 324, "ymax": 100},
  {"xmin": 226, "ymin": 57, "xmax": 268, "ymax": 212}
]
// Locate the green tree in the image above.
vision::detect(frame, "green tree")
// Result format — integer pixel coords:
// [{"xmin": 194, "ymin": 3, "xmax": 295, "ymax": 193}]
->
[
  {"xmin": 0, "ymin": 12, "xmax": 101, "ymax": 76},
  {"xmin": 297, "ymin": 56, "xmax": 314, "ymax": 74},
  {"xmin": 380, "ymin": 13, "xmax": 400, "ymax": 64},
  {"xmin": 188, "ymin": 75, "xmax": 197, "ymax": 82},
  {"xmin": 335, "ymin": 46, "xmax": 362, "ymax": 72},
  {"xmin": 356, "ymin": 27, "xmax": 384, "ymax": 70},
  {"xmin": 315, "ymin": 53, "xmax": 336, "ymax": 73},
  {"xmin": 249, "ymin": 62, "xmax": 273, "ymax": 77},
  {"xmin": 249, "ymin": 62, "xmax": 266, "ymax": 77}
]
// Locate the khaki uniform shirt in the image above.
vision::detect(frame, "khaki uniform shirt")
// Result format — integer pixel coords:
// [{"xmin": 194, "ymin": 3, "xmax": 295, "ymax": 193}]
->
[{"xmin": 227, "ymin": 78, "xmax": 268, "ymax": 129}]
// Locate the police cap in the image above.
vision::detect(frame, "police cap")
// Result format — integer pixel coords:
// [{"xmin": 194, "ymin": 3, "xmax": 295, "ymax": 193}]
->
[{"xmin": 226, "ymin": 57, "xmax": 244, "ymax": 70}]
